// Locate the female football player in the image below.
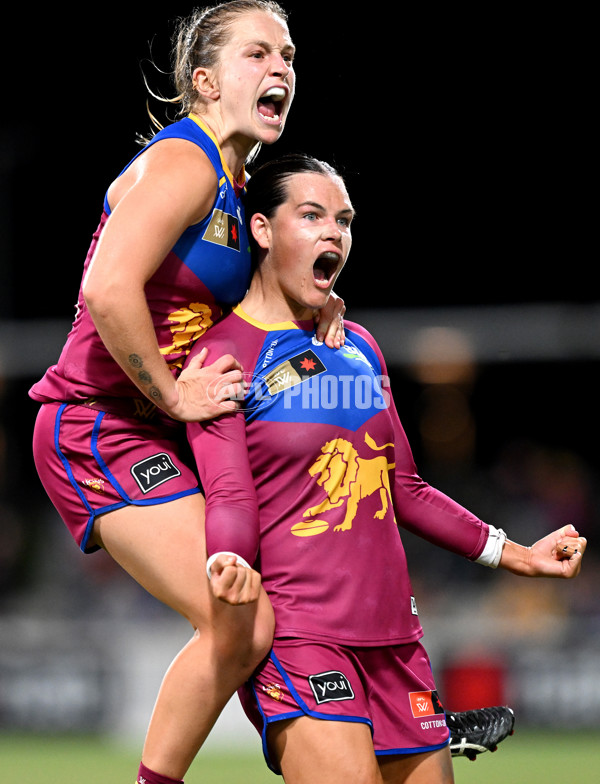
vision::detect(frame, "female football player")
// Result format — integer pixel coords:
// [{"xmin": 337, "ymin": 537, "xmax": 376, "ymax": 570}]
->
[
  {"xmin": 29, "ymin": 5, "xmax": 344, "ymax": 784},
  {"xmin": 187, "ymin": 153, "xmax": 586, "ymax": 783}
]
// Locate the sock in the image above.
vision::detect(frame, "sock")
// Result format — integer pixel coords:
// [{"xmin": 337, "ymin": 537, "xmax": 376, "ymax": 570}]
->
[{"xmin": 137, "ymin": 761, "xmax": 184, "ymax": 784}]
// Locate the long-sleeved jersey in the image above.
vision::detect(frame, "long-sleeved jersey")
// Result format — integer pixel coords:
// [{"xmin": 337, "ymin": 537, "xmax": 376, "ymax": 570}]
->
[
  {"xmin": 188, "ymin": 306, "xmax": 489, "ymax": 646},
  {"xmin": 30, "ymin": 115, "xmax": 250, "ymax": 404}
]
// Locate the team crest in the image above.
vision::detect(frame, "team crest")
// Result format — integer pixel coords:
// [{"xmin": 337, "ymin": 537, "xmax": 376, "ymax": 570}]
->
[
  {"xmin": 159, "ymin": 302, "xmax": 214, "ymax": 370},
  {"xmin": 291, "ymin": 432, "xmax": 395, "ymax": 537},
  {"xmin": 263, "ymin": 683, "xmax": 284, "ymax": 702},
  {"xmin": 82, "ymin": 477, "xmax": 105, "ymax": 494}
]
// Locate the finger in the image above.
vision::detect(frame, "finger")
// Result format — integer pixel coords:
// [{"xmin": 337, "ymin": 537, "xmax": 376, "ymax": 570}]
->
[
  {"xmin": 555, "ymin": 536, "xmax": 587, "ymax": 560},
  {"xmin": 211, "ymin": 565, "xmax": 245, "ymax": 599},
  {"xmin": 212, "ymin": 382, "xmax": 245, "ymax": 409},
  {"xmin": 216, "ymin": 398, "xmax": 242, "ymax": 413},
  {"xmin": 336, "ymin": 313, "xmax": 346, "ymax": 347},
  {"xmin": 315, "ymin": 296, "xmax": 345, "ymax": 342},
  {"xmin": 330, "ymin": 296, "xmax": 346, "ymax": 319},
  {"xmin": 562, "ymin": 549, "xmax": 584, "ymax": 578},
  {"xmin": 222, "ymin": 566, "xmax": 258, "ymax": 604},
  {"xmin": 556, "ymin": 542, "xmax": 579, "ymax": 559},
  {"xmin": 558, "ymin": 523, "xmax": 579, "ymax": 538},
  {"xmin": 210, "ymin": 353, "xmax": 244, "ymax": 374},
  {"xmin": 185, "ymin": 346, "xmax": 209, "ymax": 370},
  {"xmin": 211, "ymin": 569, "xmax": 239, "ymax": 596},
  {"xmin": 235, "ymin": 569, "xmax": 262, "ymax": 604},
  {"xmin": 207, "ymin": 371, "xmax": 245, "ymax": 397},
  {"xmin": 323, "ymin": 308, "xmax": 346, "ymax": 348},
  {"xmin": 219, "ymin": 368, "xmax": 246, "ymax": 389},
  {"xmin": 209, "ymin": 554, "xmax": 237, "ymax": 578}
]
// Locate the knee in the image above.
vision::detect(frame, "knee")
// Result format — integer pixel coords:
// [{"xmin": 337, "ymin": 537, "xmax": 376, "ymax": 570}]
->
[
  {"xmin": 222, "ymin": 596, "xmax": 275, "ymax": 675},
  {"xmin": 195, "ymin": 595, "xmax": 274, "ymax": 676}
]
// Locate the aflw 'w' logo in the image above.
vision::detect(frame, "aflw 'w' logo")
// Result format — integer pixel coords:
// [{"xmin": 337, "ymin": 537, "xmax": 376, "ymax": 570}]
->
[
  {"xmin": 133, "ymin": 399, "xmax": 158, "ymax": 420},
  {"xmin": 203, "ymin": 208, "xmax": 240, "ymax": 250}
]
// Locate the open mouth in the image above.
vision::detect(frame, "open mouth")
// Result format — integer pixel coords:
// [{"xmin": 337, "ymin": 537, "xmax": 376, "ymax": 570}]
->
[
  {"xmin": 313, "ymin": 252, "xmax": 340, "ymax": 287},
  {"xmin": 257, "ymin": 86, "xmax": 286, "ymax": 122}
]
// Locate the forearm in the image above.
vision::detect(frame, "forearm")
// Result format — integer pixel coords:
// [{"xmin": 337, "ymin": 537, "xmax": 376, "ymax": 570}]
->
[
  {"xmin": 497, "ymin": 537, "xmax": 533, "ymax": 575},
  {"xmin": 85, "ymin": 286, "xmax": 179, "ymax": 413},
  {"xmin": 188, "ymin": 414, "xmax": 261, "ymax": 567},
  {"xmin": 395, "ymin": 474, "xmax": 488, "ymax": 560}
]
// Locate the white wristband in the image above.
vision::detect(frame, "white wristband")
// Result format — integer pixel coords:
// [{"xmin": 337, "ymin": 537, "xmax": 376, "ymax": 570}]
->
[
  {"xmin": 476, "ymin": 526, "xmax": 507, "ymax": 568},
  {"xmin": 206, "ymin": 551, "xmax": 252, "ymax": 580}
]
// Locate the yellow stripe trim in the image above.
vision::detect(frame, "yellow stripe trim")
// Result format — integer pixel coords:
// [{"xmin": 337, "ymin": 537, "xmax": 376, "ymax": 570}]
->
[
  {"xmin": 233, "ymin": 304, "xmax": 300, "ymax": 332},
  {"xmin": 188, "ymin": 113, "xmax": 246, "ymax": 189}
]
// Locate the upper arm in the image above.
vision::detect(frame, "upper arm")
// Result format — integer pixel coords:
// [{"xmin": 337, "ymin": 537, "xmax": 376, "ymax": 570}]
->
[
  {"xmin": 84, "ymin": 140, "xmax": 218, "ymax": 297},
  {"xmin": 349, "ymin": 323, "xmax": 489, "ymax": 559}
]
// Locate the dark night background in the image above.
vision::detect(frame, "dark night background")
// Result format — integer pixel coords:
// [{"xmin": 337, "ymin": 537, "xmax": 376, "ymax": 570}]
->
[{"xmin": 1, "ymin": 2, "xmax": 594, "ymax": 319}]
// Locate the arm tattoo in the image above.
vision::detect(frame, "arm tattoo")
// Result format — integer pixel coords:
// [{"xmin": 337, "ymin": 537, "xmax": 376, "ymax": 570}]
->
[
  {"xmin": 128, "ymin": 353, "xmax": 143, "ymax": 369},
  {"xmin": 128, "ymin": 354, "xmax": 163, "ymax": 401}
]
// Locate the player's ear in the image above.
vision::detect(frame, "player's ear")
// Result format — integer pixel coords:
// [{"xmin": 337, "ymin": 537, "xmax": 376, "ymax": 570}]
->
[
  {"xmin": 192, "ymin": 66, "xmax": 220, "ymax": 100},
  {"xmin": 250, "ymin": 213, "xmax": 272, "ymax": 250}
]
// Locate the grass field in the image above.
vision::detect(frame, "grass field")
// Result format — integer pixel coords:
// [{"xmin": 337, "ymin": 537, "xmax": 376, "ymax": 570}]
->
[{"xmin": 1, "ymin": 729, "xmax": 599, "ymax": 783}]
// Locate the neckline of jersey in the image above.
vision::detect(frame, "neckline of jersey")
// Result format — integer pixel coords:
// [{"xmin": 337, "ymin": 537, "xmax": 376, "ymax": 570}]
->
[
  {"xmin": 233, "ymin": 304, "xmax": 314, "ymax": 333},
  {"xmin": 188, "ymin": 113, "xmax": 246, "ymax": 192}
]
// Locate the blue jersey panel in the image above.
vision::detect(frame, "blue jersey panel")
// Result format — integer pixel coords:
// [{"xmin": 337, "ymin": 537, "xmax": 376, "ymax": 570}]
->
[
  {"xmin": 106, "ymin": 115, "xmax": 251, "ymax": 307},
  {"xmin": 245, "ymin": 328, "xmax": 387, "ymax": 430}
]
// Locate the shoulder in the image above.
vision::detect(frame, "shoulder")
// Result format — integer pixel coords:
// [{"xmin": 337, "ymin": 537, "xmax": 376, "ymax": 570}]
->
[
  {"xmin": 106, "ymin": 133, "xmax": 218, "ymax": 224},
  {"xmin": 344, "ymin": 320, "xmax": 387, "ymax": 372},
  {"xmin": 190, "ymin": 309, "xmax": 265, "ymax": 367},
  {"xmin": 344, "ymin": 320, "xmax": 379, "ymax": 349},
  {"xmin": 129, "ymin": 129, "xmax": 218, "ymax": 188}
]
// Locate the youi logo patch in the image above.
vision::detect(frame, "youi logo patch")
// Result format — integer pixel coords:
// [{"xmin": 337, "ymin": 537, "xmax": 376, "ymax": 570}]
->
[
  {"xmin": 308, "ymin": 670, "xmax": 355, "ymax": 705},
  {"xmin": 131, "ymin": 453, "xmax": 181, "ymax": 494}
]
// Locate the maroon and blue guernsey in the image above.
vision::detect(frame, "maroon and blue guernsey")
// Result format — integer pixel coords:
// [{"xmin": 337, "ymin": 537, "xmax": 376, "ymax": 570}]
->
[
  {"xmin": 188, "ymin": 306, "xmax": 489, "ymax": 646},
  {"xmin": 30, "ymin": 115, "xmax": 250, "ymax": 404}
]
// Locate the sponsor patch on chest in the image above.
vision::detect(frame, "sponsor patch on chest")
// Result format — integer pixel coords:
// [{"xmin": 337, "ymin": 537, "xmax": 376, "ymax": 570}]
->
[{"xmin": 131, "ymin": 453, "xmax": 181, "ymax": 494}]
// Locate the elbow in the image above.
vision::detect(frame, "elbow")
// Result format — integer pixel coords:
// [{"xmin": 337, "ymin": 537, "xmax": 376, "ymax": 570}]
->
[
  {"xmin": 82, "ymin": 268, "xmax": 112, "ymax": 318},
  {"xmin": 82, "ymin": 270, "xmax": 139, "ymax": 322},
  {"xmin": 82, "ymin": 280, "xmax": 102, "ymax": 319}
]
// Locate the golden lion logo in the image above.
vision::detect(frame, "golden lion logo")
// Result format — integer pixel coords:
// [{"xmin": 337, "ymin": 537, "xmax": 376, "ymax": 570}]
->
[
  {"xmin": 159, "ymin": 303, "xmax": 214, "ymax": 369},
  {"xmin": 291, "ymin": 433, "xmax": 395, "ymax": 537}
]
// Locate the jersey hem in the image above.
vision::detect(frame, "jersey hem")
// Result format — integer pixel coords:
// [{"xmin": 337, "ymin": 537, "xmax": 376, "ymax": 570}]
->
[{"xmin": 273, "ymin": 629, "xmax": 424, "ymax": 647}]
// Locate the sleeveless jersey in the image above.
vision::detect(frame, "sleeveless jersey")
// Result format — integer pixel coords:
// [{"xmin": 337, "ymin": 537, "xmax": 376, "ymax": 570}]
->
[
  {"xmin": 187, "ymin": 307, "xmax": 489, "ymax": 646},
  {"xmin": 30, "ymin": 115, "xmax": 251, "ymax": 403}
]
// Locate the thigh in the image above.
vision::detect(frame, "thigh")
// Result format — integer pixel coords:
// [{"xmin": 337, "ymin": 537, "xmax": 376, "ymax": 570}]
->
[
  {"xmin": 92, "ymin": 494, "xmax": 273, "ymax": 646},
  {"xmin": 91, "ymin": 492, "xmax": 211, "ymax": 623},
  {"xmin": 357, "ymin": 642, "xmax": 449, "ymax": 756},
  {"xmin": 270, "ymin": 715, "xmax": 381, "ymax": 784},
  {"xmin": 378, "ymin": 747, "xmax": 454, "ymax": 784},
  {"xmin": 32, "ymin": 402, "xmax": 200, "ymax": 553}
]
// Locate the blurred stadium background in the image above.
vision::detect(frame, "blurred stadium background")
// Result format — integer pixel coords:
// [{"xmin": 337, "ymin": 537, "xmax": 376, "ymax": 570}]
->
[{"xmin": 1, "ymin": 3, "xmax": 597, "ymax": 782}]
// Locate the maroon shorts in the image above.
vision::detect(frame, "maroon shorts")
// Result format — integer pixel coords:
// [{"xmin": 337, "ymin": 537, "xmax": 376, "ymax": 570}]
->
[
  {"xmin": 32, "ymin": 400, "xmax": 201, "ymax": 553},
  {"xmin": 238, "ymin": 638, "xmax": 449, "ymax": 774}
]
